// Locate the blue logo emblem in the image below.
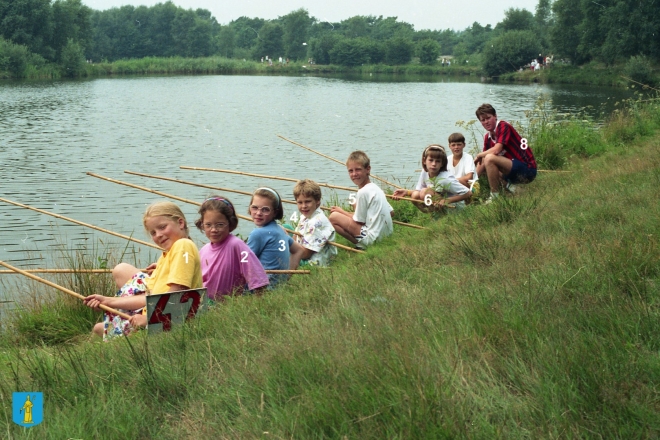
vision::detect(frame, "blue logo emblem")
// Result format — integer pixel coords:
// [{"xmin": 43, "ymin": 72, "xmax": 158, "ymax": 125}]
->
[{"xmin": 12, "ymin": 392, "xmax": 43, "ymax": 427}]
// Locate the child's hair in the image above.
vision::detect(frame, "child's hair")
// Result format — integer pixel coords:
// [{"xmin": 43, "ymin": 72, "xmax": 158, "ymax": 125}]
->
[
  {"xmin": 475, "ymin": 103, "xmax": 497, "ymax": 119},
  {"xmin": 249, "ymin": 187, "xmax": 284, "ymax": 221},
  {"xmin": 143, "ymin": 201, "xmax": 189, "ymax": 237},
  {"xmin": 421, "ymin": 145, "xmax": 448, "ymax": 172},
  {"xmin": 195, "ymin": 196, "xmax": 239, "ymax": 232},
  {"xmin": 293, "ymin": 179, "xmax": 322, "ymax": 202},
  {"xmin": 448, "ymin": 132, "xmax": 466, "ymax": 144},
  {"xmin": 346, "ymin": 150, "xmax": 370, "ymax": 168}
]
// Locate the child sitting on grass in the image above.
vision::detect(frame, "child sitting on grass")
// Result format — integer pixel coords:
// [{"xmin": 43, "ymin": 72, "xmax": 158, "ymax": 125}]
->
[
  {"xmin": 292, "ymin": 179, "xmax": 337, "ymax": 266},
  {"xmin": 84, "ymin": 201, "xmax": 203, "ymax": 340},
  {"xmin": 247, "ymin": 187, "xmax": 305, "ymax": 287},
  {"xmin": 196, "ymin": 196, "xmax": 269, "ymax": 299},
  {"xmin": 393, "ymin": 145, "xmax": 471, "ymax": 210},
  {"xmin": 447, "ymin": 132, "xmax": 476, "ymax": 189},
  {"xmin": 473, "ymin": 103, "xmax": 537, "ymax": 202},
  {"xmin": 329, "ymin": 151, "xmax": 393, "ymax": 249}
]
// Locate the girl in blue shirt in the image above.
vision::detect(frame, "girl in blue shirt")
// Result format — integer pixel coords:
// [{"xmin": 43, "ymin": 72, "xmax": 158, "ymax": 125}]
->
[{"xmin": 246, "ymin": 187, "xmax": 304, "ymax": 287}]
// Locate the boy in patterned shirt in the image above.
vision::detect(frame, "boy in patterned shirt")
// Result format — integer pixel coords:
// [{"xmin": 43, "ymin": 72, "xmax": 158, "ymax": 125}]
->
[
  {"xmin": 474, "ymin": 103, "xmax": 537, "ymax": 202},
  {"xmin": 293, "ymin": 179, "xmax": 337, "ymax": 266}
]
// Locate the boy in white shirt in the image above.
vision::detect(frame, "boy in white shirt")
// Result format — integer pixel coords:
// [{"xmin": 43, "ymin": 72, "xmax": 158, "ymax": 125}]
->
[
  {"xmin": 329, "ymin": 151, "xmax": 393, "ymax": 249},
  {"xmin": 447, "ymin": 132, "xmax": 476, "ymax": 189}
]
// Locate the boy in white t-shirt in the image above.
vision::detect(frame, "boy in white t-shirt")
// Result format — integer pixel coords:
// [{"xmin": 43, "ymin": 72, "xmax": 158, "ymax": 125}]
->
[
  {"xmin": 447, "ymin": 132, "xmax": 476, "ymax": 188},
  {"xmin": 329, "ymin": 151, "xmax": 393, "ymax": 249}
]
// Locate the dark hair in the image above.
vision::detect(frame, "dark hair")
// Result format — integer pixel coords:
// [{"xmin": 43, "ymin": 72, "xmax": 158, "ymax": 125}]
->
[
  {"xmin": 195, "ymin": 196, "xmax": 239, "ymax": 232},
  {"xmin": 249, "ymin": 187, "xmax": 284, "ymax": 220},
  {"xmin": 448, "ymin": 132, "xmax": 466, "ymax": 144},
  {"xmin": 421, "ymin": 145, "xmax": 448, "ymax": 173},
  {"xmin": 475, "ymin": 103, "xmax": 496, "ymax": 119},
  {"xmin": 293, "ymin": 179, "xmax": 322, "ymax": 202}
]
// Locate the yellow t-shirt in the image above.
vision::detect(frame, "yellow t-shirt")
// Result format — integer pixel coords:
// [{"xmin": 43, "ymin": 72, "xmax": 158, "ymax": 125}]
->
[{"xmin": 145, "ymin": 238, "xmax": 203, "ymax": 295}]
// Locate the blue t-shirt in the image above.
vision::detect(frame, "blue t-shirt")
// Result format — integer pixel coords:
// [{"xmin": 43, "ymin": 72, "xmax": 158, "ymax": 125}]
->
[{"xmin": 247, "ymin": 221, "xmax": 294, "ymax": 287}]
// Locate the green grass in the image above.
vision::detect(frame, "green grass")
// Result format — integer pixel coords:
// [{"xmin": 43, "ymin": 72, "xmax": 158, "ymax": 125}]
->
[{"xmin": 1, "ymin": 99, "xmax": 660, "ymax": 437}]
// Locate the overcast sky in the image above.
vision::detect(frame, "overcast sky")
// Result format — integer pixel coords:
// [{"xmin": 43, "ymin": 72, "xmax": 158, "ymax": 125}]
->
[{"xmin": 82, "ymin": 0, "xmax": 541, "ymax": 31}]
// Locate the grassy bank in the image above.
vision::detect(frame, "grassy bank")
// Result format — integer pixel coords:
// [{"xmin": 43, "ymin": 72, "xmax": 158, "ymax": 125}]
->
[
  {"xmin": 1, "ymin": 55, "xmax": 481, "ymax": 80},
  {"xmin": 499, "ymin": 63, "xmax": 660, "ymax": 88},
  {"xmin": 1, "ymin": 98, "xmax": 659, "ymax": 437}
]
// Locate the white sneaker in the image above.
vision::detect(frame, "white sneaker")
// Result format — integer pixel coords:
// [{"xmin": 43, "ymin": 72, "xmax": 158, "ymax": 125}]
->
[{"xmin": 505, "ymin": 183, "xmax": 517, "ymax": 194}]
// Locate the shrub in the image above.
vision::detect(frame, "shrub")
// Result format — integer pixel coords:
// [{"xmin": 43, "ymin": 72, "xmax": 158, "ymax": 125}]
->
[
  {"xmin": 623, "ymin": 55, "xmax": 655, "ymax": 86},
  {"xmin": 60, "ymin": 39, "xmax": 86, "ymax": 78}
]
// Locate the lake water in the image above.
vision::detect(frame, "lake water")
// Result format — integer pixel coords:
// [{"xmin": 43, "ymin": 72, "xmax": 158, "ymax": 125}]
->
[{"xmin": 0, "ymin": 74, "xmax": 632, "ymax": 295}]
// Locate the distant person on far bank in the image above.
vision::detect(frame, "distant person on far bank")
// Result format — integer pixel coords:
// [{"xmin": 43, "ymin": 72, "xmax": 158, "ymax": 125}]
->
[{"xmin": 473, "ymin": 103, "xmax": 537, "ymax": 203}]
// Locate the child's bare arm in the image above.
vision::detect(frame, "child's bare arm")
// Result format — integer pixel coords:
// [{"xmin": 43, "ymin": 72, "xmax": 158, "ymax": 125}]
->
[
  {"xmin": 84, "ymin": 294, "xmax": 146, "ymax": 311},
  {"xmin": 457, "ymin": 173, "xmax": 473, "ymax": 187},
  {"xmin": 289, "ymin": 241, "xmax": 306, "ymax": 270}
]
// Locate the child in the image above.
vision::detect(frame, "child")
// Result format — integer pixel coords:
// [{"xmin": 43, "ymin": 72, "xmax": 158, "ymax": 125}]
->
[
  {"xmin": 247, "ymin": 187, "xmax": 305, "ymax": 287},
  {"xmin": 84, "ymin": 201, "xmax": 203, "ymax": 340},
  {"xmin": 393, "ymin": 145, "xmax": 472, "ymax": 209},
  {"xmin": 292, "ymin": 179, "xmax": 337, "ymax": 266},
  {"xmin": 329, "ymin": 151, "xmax": 393, "ymax": 249},
  {"xmin": 447, "ymin": 132, "xmax": 476, "ymax": 188},
  {"xmin": 473, "ymin": 103, "xmax": 537, "ymax": 202},
  {"xmin": 196, "ymin": 196, "xmax": 269, "ymax": 300}
]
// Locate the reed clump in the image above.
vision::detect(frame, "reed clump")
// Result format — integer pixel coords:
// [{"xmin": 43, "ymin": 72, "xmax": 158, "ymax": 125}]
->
[{"xmin": 0, "ymin": 98, "xmax": 659, "ymax": 437}]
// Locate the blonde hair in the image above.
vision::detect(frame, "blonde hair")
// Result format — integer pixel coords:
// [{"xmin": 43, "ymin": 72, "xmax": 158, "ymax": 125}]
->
[
  {"xmin": 346, "ymin": 151, "xmax": 370, "ymax": 168},
  {"xmin": 293, "ymin": 179, "xmax": 322, "ymax": 202},
  {"xmin": 143, "ymin": 201, "xmax": 189, "ymax": 238}
]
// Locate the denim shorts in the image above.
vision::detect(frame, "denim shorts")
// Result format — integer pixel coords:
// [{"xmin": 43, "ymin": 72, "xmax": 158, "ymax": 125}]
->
[{"xmin": 505, "ymin": 159, "xmax": 537, "ymax": 184}]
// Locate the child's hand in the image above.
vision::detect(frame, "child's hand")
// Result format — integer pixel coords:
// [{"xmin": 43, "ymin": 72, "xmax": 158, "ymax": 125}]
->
[
  {"xmin": 144, "ymin": 263, "xmax": 157, "ymax": 275},
  {"xmin": 83, "ymin": 294, "xmax": 107, "ymax": 310},
  {"xmin": 433, "ymin": 199, "xmax": 446, "ymax": 208},
  {"xmin": 129, "ymin": 314, "xmax": 148, "ymax": 328},
  {"xmin": 392, "ymin": 189, "xmax": 408, "ymax": 200}
]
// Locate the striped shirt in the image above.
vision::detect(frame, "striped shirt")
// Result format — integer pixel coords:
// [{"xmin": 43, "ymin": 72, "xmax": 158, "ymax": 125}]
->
[{"xmin": 483, "ymin": 120, "xmax": 537, "ymax": 169}]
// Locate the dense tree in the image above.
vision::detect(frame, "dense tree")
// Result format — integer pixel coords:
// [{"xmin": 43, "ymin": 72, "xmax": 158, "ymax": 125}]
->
[
  {"xmin": 498, "ymin": 8, "xmax": 535, "ymax": 32},
  {"xmin": 385, "ymin": 37, "xmax": 413, "ymax": 65},
  {"xmin": 281, "ymin": 8, "xmax": 312, "ymax": 60},
  {"xmin": 416, "ymin": 39, "xmax": 440, "ymax": 64},
  {"xmin": 483, "ymin": 30, "xmax": 540, "ymax": 76},
  {"xmin": 60, "ymin": 37, "xmax": 84, "ymax": 76},
  {"xmin": 329, "ymin": 37, "xmax": 382, "ymax": 66},
  {"xmin": 216, "ymin": 26, "xmax": 235, "ymax": 58},
  {"xmin": 52, "ymin": 0, "xmax": 92, "ymax": 61},
  {"xmin": 230, "ymin": 16, "xmax": 265, "ymax": 50},
  {"xmin": 0, "ymin": 0, "xmax": 54, "ymax": 59},
  {"xmin": 253, "ymin": 22, "xmax": 284, "ymax": 59},
  {"xmin": 370, "ymin": 16, "xmax": 414, "ymax": 41},
  {"xmin": 308, "ymin": 33, "xmax": 342, "ymax": 64}
]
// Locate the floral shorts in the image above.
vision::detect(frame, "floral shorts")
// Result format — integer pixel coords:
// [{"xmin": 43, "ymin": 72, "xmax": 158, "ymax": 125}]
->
[{"xmin": 103, "ymin": 272, "xmax": 149, "ymax": 341}]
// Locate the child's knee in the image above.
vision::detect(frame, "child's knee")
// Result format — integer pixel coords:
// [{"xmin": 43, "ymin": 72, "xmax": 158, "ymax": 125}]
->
[
  {"xmin": 112, "ymin": 263, "xmax": 138, "ymax": 287},
  {"xmin": 92, "ymin": 322, "xmax": 104, "ymax": 337}
]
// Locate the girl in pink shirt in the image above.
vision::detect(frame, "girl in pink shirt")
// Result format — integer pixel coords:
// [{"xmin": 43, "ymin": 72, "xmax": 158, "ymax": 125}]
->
[{"xmin": 196, "ymin": 196, "xmax": 269, "ymax": 300}]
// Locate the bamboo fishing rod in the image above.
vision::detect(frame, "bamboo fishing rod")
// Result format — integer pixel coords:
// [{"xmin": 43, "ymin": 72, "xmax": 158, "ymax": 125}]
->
[
  {"xmin": 0, "ymin": 269, "xmax": 311, "ymax": 275},
  {"xmin": 88, "ymin": 173, "xmax": 364, "ymax": 254},
  {"xmin": 123, "ymin": 170, "xmax": 301, "ymax": 204},
  {"xmin": 179, "ymin": 166, "xmax": 421, "ymax": 204},
  {"xmin": 0, "ymin": 197, "xmax": 159, "ymax": 250},
  {"xmin": 276, "ymin": 134, "xmax": 403, "ymax": 190},
  {"xmin": 128, "ymin": 171, "xmax": 428, "ymax": 229},
  {"xmin": 0, "ymin": 260, "xmax": 131, "ymax": 319}
]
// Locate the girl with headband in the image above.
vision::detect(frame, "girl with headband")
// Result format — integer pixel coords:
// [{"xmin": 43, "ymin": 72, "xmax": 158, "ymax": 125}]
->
[
  {"xmin": 247, "ymin": 187, "xmax": 305, "ymax": 287},
  {"xmin": 393, "ymin": 145, "xmax": 472, "ymax": 211},
  {"xmin": 195, "ymin": 196, "xmax": 269, "ymax": 299}
]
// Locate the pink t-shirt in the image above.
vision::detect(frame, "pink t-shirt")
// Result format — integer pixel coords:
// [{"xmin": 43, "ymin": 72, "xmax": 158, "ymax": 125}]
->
[{"xmin": 199, "ymin": 234, "xmax": 269, "ymax": 300}]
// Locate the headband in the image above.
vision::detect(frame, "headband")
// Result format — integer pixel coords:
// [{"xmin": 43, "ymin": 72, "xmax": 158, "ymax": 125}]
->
[
  {"xmin": 255, "ymin": 187, "xmax": 280, "ymax": 204},
  {"xmin": 204, "ymin": 197, "xmax": 234, "ymax": 212},
  {"xmin": 424, "ymin": 145, "xmax": 444, "ymax": 155}
]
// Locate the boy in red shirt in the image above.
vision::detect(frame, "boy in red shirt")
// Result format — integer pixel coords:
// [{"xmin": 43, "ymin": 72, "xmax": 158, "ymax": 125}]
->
[{"xmin": 474, "ymin": 103, "xmax": 537, "ymax": 202}]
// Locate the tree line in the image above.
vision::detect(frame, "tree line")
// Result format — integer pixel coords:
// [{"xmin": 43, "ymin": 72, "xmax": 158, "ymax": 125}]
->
[{"xmin": 1, "ymin": 0, "xmax": 658, "ymax": 78}]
